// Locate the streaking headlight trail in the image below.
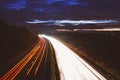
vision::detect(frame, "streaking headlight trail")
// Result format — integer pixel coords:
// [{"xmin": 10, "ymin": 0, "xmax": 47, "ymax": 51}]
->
[{"xmin": 39, "ymin": 35, "xmax": 106, "ymax": 80}]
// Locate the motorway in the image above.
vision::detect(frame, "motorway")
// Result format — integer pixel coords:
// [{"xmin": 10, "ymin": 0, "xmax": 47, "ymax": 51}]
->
[
  {"xmin": 0, "ymin": 35, "xmax": 106, "ymax": 80},
  {"xmin": 0, "ymin": 37, "xmax": 59, "ymax": 80}
]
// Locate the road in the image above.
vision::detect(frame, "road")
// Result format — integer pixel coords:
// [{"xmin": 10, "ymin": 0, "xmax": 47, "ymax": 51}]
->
[
  {"xmin": 0, "ymin": 35, "xmax": 106, "ymax": 80},
  {"xmin": 40, "ymin": 35, "xmax": 106, "ymax": 80},
  {"xmin": 0, "ymin": 37, "xmax": 59, "ymax": 80}
]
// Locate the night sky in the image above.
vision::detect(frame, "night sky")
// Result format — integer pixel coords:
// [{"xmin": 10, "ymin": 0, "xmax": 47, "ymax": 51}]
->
[{"xmin": 0, "ymin": 0, "xmax": 120, "ymax": 24}]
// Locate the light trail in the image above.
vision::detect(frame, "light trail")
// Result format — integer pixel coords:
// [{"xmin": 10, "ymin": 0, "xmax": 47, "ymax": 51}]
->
[
  {"xmin": 0, "ymin": 38, "xmax": 47, "ymax": 80},
  {"xmin": 34, "ymin": 39, "xmax": 47, "ymax": 76},
  {"xmin": 1, "ymin": 34, "xmax": 107, "ymax": 80},
  {"xmin": 27, "ymin": 38, "xmax": 46, "ymax": 75},
  {"xmin": 41, "ymin": 35, "xmax": 106, "ymax": 80}
]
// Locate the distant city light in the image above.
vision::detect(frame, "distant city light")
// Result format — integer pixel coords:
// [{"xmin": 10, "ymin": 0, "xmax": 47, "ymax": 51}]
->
[
  {"xmin": 57, "ymin": 29, "xmax": 72, "ymax": 32},
  {"xmin": 56, "ymin": 28, "xmax": 120, "ymax": 32},
  {"xmin": 74, "ymin": 28, "xmax": 120, "ymax": 32}
]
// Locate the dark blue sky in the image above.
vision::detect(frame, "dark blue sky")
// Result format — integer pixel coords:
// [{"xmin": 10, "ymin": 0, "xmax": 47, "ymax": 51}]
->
[{"xmin": 0, "ymin": 0, "xmax": 120, "ymax": 24}]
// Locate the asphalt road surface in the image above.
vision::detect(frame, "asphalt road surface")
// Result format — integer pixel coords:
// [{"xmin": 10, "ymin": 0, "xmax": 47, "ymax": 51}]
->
[
  {"xmin": 40, "ymin": 35, "xmax": 106, "ymax": 80},
  {"xmin": 0, "ymin": 35, "xmax": 106, "ymax": 80}
]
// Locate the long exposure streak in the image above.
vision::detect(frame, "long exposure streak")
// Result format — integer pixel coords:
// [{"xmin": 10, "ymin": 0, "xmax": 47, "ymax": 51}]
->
[
  {"xmin": 1, "ymin": 35, "xmax": 107, "ymax": 80},
  {"xmin": 41, "ymin": 35, "xmax": 106, "ymax": 80},
  {"xmin": 0, "ymin": 38, "xmax": 47, "ymax": 80}
]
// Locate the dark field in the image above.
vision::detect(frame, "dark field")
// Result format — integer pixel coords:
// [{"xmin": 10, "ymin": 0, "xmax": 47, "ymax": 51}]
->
[{"xmin": 53, "ymin": 31, "xmax": 120, "ymax": 79}]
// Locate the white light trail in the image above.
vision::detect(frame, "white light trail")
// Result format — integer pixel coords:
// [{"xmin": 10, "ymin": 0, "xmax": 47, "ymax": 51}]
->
[{"xmin": 39, "ymin": 35, "xmax": 106, "ymax": 80}]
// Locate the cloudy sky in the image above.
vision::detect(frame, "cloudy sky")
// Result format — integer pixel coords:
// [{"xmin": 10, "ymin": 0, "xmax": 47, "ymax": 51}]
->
[{"xmin": 0, "ymin": 0, "xmax": 120, "ymax": 24}]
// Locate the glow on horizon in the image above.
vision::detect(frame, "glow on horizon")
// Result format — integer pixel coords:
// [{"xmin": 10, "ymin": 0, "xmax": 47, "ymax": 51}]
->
[
  {"xmin": 56, "ymin": 28, "xmax": 120, "ymax": 32},
  {"xmin": 26, "ymin": 19, "xmax": 118, "ymax": 26},
  {"xmin": 73, "ymin": 28, "xmax": 120, "ymax": 32},
  {"xmin": 39, "ymin": 34, "xmax": 106, "ymax": 80}
]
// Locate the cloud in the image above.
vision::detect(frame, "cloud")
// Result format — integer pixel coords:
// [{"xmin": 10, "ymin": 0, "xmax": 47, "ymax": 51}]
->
[
  {"xmin": 33, "ymin": 8, "xmax": 45, "ymax": 12},
  {"xmin": 45, "ymin": 0, "xmax": 87, "ymax": 6},
  {"xmin": 26, "ymin": 19, "xmax": 118, "ymax": 26},
  {"xmin": 0, "ymin": 0, "xmax": 120, "ymax": 24},
  {"xmin": 1, "ymin": 0, "xmax": 27, "ymax": 10}
]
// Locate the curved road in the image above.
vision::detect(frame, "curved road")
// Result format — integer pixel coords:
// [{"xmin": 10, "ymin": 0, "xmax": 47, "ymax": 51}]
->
[
  {"xmin": 0, "ymin": 35, "xmax": 106, "ymax": 80},
  {"xmin": 41, "ymin": 35, "xmax": 106, "ymax": 80}
]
